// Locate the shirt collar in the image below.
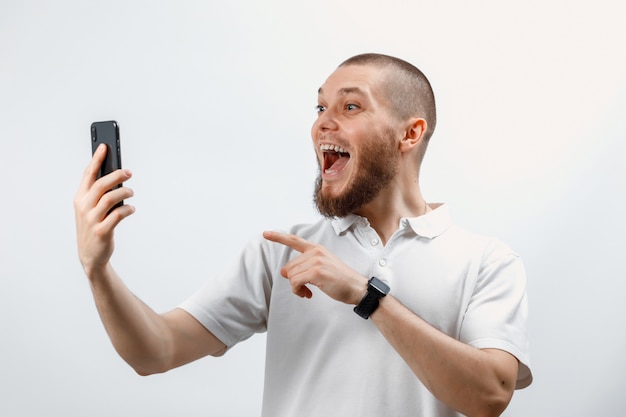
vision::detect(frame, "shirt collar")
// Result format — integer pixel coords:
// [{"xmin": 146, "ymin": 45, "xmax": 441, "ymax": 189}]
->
[
  {"xmin": 331, "ymin": 213, "xmax": 364, "ymax": 235},
  {"xmin": 330, "ymin": 203, "xmax": 452, "ymax": 239},
  {"xmin": 403, "ymin": 203, "xmax": 451, "ymax": 239}
]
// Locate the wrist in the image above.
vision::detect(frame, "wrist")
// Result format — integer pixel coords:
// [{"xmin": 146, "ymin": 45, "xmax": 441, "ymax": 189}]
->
[
  {"xmin": 83, "ymin": 262, "xmax": 114, "ymax": 285},
  {"xmin": 353, "ymin": 277, "xmax": 390, "ymax": 319},
  {"xmin": 352, "ymin": 279, "xmax": 369, "ymax": 305}
]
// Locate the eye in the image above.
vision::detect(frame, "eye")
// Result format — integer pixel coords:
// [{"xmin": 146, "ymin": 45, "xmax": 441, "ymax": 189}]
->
[
  {"xmin": 315, "ymin": 105, "xmax": 326, "ymax": 114},
  {"xmin": 346, "ymin": 103, "xmax": 359, "ymax": 111}
]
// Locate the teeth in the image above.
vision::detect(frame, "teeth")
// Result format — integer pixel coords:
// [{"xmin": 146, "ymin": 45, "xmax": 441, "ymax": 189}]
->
[{"xmin": 320, "ymin": 143, "xmax": 349, "ymax": 154}]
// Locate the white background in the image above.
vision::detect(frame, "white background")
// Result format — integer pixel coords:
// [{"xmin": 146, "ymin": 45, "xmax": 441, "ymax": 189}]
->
[{"xmin": 1, "ymin": 1, "xmax": 625, "ymax": 415}]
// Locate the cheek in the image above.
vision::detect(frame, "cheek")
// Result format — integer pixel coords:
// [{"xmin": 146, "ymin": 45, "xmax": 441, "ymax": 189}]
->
[
  {"xmin": 311, "ymin": 126, "xmax": 321, "ymax": 159},
  {"xmin": 311, "ymin": 117, "xmax": 323, "ymax": 139},
  {"xmin": 311, "ymin": 124, "xmax": 323, "ymax": 154}
]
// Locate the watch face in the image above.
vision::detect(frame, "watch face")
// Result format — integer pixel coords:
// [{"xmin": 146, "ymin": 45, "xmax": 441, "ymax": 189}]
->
[{"xmin": 369, "ymin": 277, "xmax": 390, "ymax": 295}]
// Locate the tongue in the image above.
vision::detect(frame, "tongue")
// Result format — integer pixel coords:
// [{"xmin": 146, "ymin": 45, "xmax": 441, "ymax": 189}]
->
[{"xmin": 325, "ymin": 153, "xmax": 349, "ymax": 172}]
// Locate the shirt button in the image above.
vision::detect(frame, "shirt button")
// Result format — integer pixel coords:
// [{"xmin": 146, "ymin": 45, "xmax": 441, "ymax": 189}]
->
[
  {"xmin": 379, "ymin": 259, "xmax": 387, "ymax": 267},
  {"xmin": 370, "ymin": 238, "xmax": 379, "ymax": 246}
]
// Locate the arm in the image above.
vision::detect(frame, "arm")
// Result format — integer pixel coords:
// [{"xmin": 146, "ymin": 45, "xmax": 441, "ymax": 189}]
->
[
  {"xmin": 371, "ymin": 295, "xmax": 518, "ymax": 417},
  {"xmin": 75, "ymin": 145, "xmax": 226, "ymax": 375},
  {"xmin": 263, "ymin": 231, "xmax": 518, "ymax": 417},
  {"xmin": 87, "ymin": 264, "xmax": 226, "ymax": 375}
]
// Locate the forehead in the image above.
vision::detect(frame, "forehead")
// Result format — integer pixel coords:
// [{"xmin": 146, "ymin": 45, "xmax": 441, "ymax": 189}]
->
[{"xmin": 318, "ymin": 64, "xmax": 388, "ymax": 100}]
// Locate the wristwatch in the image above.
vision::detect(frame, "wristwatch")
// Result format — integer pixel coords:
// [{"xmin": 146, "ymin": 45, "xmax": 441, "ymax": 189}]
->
[{"xmin": 353, "ymin": 277, "xmax": 390, "ymax": 319}]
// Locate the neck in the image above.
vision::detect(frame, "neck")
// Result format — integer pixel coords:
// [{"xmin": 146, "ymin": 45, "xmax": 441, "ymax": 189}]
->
[{"xmin": 354, "ymin": 180, "xmax": 428, "ymax": 245}]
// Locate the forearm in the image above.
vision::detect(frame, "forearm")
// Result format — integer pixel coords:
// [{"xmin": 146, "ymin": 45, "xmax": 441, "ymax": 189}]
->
[
  {"xmin": 371, "ymin": 296, "xmax": 517, "ymax": 417},
  {"xmin": 87, "ymin": 263, "xmax": 175, "ymax": 375}
]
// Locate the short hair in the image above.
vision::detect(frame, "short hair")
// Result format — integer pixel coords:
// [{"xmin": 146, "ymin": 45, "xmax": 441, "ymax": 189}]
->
[{"xmin": 339, "ymin": 53, "xmax": 437, "ymax": 142}]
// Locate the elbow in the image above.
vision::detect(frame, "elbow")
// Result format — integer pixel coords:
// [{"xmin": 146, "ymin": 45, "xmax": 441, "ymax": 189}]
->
[
  {"xmin": 472, "ymin": 404, "xmax": 509, "ymax": 417},
  {"xmin": 132, "ymin": 363, "xmax": 164, "ymax": 377},
  {"xmin": 468, "ymin": 353, "xmax": 518, "ymax": 417},
  {"xmin": 210, "ymin": 346, "xmax": 227, "ymax": 357},
  {"xmin": 470, "ymin": 386, "xmax": 514, "ymax": 417},
  {"xmin": 116, "ymin": 337, "xmax": 177, "ymax": 377},
  {"xmin": 473, "ymin": 402, "xmax": 509, "ymax": 417},
  {"xmin": 134, "ymin": 368, "xmax": 155, "ymax": 377},
  {"xmin": 122, "ymin": 353, "xmax": 172, "ymax": 377},
  {"xmin": 130, "ymin": 362, "xmax": 168, "ymax": 377}
]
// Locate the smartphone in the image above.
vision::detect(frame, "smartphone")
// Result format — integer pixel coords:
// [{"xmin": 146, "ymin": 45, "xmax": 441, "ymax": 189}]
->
[{"xmin": 90, "ymin": 120, "xmax": 123, "ymax": 210}]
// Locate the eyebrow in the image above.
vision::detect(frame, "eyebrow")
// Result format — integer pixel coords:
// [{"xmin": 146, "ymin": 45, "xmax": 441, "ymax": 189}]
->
[{"xmin": 317, "ymin": 86, "xmax": 368, "ymax": 97}]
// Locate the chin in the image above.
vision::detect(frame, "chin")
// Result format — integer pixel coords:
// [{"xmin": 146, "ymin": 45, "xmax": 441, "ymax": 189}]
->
[{"xmin": 320, "ymin": 182, "xmax": 343, "ymax": 197}]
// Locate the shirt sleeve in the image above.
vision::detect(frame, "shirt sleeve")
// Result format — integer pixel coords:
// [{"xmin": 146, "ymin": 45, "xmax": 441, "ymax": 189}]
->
[
  {"xmin": 459, "ymin": 239, "xmax": 533, "ymax": 389},
  {"xmin": 178, "ymin": 234, "xmax": 273, "ymax": 349}
]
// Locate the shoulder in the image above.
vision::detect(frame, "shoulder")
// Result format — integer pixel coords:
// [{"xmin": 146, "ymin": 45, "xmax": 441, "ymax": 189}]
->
[
  {"xmin": 425, "ymin": 208, "xmax": 524, "ymax": 282},
  {"xmin": 427, "ymin": 205, "xmax": 519, "ymax": 261},
  {"xmin": 447, "ymin": 224, "xmax": 518, "ymax": 259}
]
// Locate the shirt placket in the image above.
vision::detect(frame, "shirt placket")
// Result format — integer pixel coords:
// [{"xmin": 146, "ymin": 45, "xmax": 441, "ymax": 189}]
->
[{"xmin": 354, "ymin": 219, "xmax": 391, "ymax": 283}]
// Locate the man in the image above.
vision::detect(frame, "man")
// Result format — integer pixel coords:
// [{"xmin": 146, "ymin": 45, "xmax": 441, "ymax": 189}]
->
[{"xmin": 75, "ymin": 53, "xmax": 532, "ymax": 417}]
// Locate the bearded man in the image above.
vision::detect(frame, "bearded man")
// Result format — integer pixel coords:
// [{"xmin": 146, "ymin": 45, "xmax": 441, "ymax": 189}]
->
[{"xmin": 75, "ymin": 53, "xmax": 532, "ymax": 417}]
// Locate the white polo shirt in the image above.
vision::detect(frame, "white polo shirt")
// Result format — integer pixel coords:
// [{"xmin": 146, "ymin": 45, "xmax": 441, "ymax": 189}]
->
[{"xmin": 180, "ymin": 204, "xmax": 532, "ymax": 417}]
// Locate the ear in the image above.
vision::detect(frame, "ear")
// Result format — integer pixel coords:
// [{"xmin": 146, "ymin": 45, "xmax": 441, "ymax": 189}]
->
[{"xmin": 399, "ymin": 117, "xmax": 427, "ymax": 153}]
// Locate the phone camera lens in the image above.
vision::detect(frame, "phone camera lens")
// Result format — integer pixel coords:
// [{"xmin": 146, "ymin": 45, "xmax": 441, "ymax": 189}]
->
[{"xmin": 91, "ymin": 126, "xmax": 97, "ymax": 142}]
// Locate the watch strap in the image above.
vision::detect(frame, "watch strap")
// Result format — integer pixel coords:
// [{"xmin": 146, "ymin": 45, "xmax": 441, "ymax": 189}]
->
[{"xmin": 353, "ymin": 277, "xmax": 389, "ymax": 319}]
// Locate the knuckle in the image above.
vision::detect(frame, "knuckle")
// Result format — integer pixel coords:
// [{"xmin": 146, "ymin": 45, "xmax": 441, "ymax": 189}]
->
[
  {"xmin": 310, "ymin": 246, "xmax": 325, "ymax": 256},
  {"xmin": 99, "ymin": 191, "xmax": 114, "ymax": 207},
  {"xmin": 108, "ymin": 209, "xmax": 124, "ymax": 224},
  {"xmin": 309, "ymin": 265, "xmax": 323, "ymax": 277},
  {"xmin": 73, "ymin": 196, "xmax": 83, "ymax": 211},
  {"xmin": 92, "ymin": 223, "xmax": 109, "ymax": 239}
]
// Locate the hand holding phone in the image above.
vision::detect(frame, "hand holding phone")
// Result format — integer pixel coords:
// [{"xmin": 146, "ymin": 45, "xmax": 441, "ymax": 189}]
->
[{"xmin": 91, "ymin": 120, "xmax": 124, "ymax": 211}]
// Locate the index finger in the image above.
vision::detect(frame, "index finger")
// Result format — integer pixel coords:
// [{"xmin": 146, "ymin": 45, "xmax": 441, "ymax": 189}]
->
[
  {"xmin": 263, "ymin": 231, "xmax": 316, "ymax": 253},
  {"xmin": 77, "ymin": 143, "xmax": 107, "ymax": 194}
]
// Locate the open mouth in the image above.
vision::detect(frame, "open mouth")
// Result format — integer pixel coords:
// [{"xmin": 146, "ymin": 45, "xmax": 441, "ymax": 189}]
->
[{"xmin": 321, "ymin": 144, "xmax": 351, "ymax": 174}]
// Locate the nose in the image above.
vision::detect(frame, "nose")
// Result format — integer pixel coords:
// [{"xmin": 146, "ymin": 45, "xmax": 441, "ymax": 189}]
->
[{"xmin": 313, "ymin": 108, "xmax": 339, "ymax": 134}]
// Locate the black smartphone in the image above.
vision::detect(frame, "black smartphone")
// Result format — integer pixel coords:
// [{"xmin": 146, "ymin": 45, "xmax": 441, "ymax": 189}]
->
[{"xmin": 91, "ymin": 120, "xmax": 123, "ymax": 210}]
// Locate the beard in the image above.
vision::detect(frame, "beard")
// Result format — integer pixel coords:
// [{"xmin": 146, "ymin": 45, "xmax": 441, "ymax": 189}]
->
[{"xmin": 314, "ymin": 129, "xmax": 399, "ymax": 218}]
